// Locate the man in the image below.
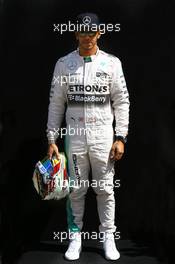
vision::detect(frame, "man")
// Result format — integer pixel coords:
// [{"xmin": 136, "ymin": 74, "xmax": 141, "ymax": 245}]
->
[{"xmin": 47, "ymin": 13, "xmax": 129, "ymax": 261}]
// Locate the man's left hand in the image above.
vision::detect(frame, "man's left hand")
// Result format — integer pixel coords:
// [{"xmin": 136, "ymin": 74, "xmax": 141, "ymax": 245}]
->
[{"xmin": 110, "ymin": 140, "xmax": 124, "ymax": 161}]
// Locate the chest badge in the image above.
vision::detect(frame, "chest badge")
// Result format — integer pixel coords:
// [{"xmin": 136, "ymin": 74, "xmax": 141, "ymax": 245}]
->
[{"xmin": 66, "ymin": 60, "xmax": 78, "ymax": 71}]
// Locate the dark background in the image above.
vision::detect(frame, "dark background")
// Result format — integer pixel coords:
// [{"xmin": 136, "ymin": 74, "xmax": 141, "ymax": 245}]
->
[{"xmin": 1, "ymin": 0, "xmax": 175, "ymax": 263}]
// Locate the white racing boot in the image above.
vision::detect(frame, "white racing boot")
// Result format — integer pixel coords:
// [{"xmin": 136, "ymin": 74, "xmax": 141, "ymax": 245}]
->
[
  {"xmin": 65, "ymin": 232, "xmax": 82, "ymax": 260},
  {"xmin": 103, "ymin": 232, "xmax": 120, "ymax": 260}
]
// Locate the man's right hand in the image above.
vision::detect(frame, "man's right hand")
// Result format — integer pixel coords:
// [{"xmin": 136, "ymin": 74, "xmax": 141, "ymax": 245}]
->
[{"xmin": 47, "ymin": 143, "xmax": 60, "ymax": 160}]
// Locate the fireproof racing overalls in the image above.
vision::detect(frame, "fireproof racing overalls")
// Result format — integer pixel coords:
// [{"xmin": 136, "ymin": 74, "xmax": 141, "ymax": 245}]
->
[{"xmin": 47, "ymin": 48, "xmax": 130, "ymax": 233}]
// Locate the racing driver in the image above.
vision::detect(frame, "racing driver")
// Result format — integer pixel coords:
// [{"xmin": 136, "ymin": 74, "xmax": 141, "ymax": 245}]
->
[{"xmin": 47, "ymin": 13, "xmax": 130, "ymax": 261}]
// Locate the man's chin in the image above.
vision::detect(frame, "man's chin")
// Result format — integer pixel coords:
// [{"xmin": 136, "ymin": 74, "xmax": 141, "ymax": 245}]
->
[{"xmin": 82, "ymin": 44, "xmax": 93, "ymax": 50}]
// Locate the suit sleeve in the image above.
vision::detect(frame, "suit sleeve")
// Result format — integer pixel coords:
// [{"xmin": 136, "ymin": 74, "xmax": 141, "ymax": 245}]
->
[
  {"xmin": 110, "ymin": 58, "xmax": 130, "ymax": 138},
  {"xmin": 46, "ymin": 59, "xmax": 67, "ymax": 143}
]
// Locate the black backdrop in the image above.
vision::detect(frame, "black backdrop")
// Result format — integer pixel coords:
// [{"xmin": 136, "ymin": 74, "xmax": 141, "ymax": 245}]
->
[{"xmin": 1, "ymin": 0, "xmax": 175, "ymax": 263}]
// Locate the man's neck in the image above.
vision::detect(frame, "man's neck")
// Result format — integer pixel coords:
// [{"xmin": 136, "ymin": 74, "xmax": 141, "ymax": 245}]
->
[{"xmin": 79, "ymin": 46, "xmax": 98, "ymax": 57}]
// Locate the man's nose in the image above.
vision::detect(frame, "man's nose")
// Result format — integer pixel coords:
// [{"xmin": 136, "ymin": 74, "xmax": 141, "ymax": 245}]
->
[{"xmin": 84, "ymin": 35, "xmax": 90, "ymax": 39}]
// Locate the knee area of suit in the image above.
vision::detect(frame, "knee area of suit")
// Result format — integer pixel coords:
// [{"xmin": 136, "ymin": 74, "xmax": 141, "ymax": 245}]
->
[
  {"xmin": 70, "ymin": 186, "xmax": 89, "ymax": 199},
  {"xmin": 92, "ymin": 185, "xmax": 114, "ymax": 196}
]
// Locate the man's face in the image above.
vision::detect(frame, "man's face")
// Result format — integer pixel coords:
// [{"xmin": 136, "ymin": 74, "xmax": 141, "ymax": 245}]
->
[{"xmin": 75, "ymin": 31, "xmax": 100, "ymax": 50}]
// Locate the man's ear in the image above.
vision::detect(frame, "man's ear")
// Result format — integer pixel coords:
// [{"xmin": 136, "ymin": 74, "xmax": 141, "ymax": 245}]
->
[
  {"xmin": 75, "ymin": 32, "xmax": 79, "ymax": 40},
  {"xmin": 97, "ymin": 32, "xmax": 101, "ymax": 39}
]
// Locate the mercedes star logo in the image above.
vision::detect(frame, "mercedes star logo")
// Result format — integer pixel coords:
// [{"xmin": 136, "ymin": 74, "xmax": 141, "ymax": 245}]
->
[
  {"xmin": 67, "ymin": 60, "xmax": 77, "ymax": 70},
  {"xmin": 83, "ymin": 16, "xmax": 91, "ymax": 25}
]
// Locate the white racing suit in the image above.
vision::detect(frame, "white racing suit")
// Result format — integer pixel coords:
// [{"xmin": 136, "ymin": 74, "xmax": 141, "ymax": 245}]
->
[{"xmin": 47, "ymin": 48, "xmax": 129, "ymax": 233}]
